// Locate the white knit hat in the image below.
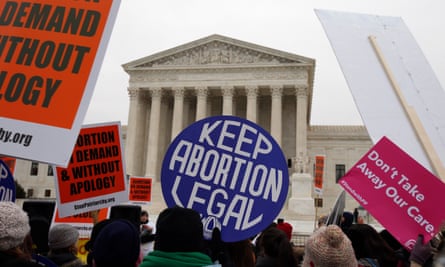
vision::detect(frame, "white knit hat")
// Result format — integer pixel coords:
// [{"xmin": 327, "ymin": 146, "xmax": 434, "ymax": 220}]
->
[
  {"xmin": 0, "ymin": 201, "xmax": 31, "ymax": 251},
  {"xmin": 302, "ymin": 225, "xmax": 357, "ymax": 267}
]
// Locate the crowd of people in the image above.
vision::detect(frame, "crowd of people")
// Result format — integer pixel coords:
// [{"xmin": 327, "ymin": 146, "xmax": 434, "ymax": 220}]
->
[{"xmin": 1, "ymin": 201, "xmax": 444, "ymax": 267}]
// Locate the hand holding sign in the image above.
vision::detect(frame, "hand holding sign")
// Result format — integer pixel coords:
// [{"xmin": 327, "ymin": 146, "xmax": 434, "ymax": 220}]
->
[{"xmin": 161, "ymin": 116, "xmax": 289, "ymax": 242}]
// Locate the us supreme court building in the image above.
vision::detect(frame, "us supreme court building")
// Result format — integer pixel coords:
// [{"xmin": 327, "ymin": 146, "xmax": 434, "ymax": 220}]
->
[{"xmin": 122, "ymin": 34, "xmax": 373, "ymax": 219}]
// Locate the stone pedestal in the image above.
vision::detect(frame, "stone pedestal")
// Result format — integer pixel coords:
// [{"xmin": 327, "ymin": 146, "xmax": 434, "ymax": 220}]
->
[{"xmin": 288, "ymin": 172, "xmax": 315, "ymax": 218}]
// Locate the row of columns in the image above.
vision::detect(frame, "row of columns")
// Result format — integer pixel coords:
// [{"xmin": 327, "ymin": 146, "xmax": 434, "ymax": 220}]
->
[{"xmin": 126, "ymin": 85, "xmax": 308, "ymax": 178}]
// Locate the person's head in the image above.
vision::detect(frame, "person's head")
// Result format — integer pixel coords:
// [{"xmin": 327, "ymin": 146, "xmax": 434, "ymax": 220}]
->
[
  {"xmin": 257, "ymin": 227, "xmax": 297, "ymax": 267},
  {"xmin": 29, "ymin": 216, "xmax": 51, "ymax": 255},
  {"xmin": 317, "ymin": 215, "xmax": 328, "ymax": 228},
  {"xmin": 340, "ymin": 211, "xmax": 354, "ymax": 232},
  {"xmin": 0, "ymin": 202, "xmax": 31, "ymax": 254},
  {"xmin": 302, "ymin": 225, "xmax": 357, "ymax": 267},
  {"xmin": 154, "ymin": 206, "xmax": 205, "ymax": 253},
  {"xmin": 48, "ymin": 224, "xmax": 80, "ymax": 254},
  {"xmin": 92, "ymin": 219, "xmax": 141, "ymax": 267},
  {"xmin": 346, "ymin": 224, "xmax": 398, "ymax": 266},
  {"xmin": 140, "ymin": 210, "xmax": 149, "ymax": 224},
  {"xmin": 84, "ymin": 219, "xmax": 113, "ymax": 266},
  {"xmin": 224, "ymin": 239, "xmax": 256, "ymax": 267},
  {"xmin": 275, "ymin": 218, "xmax": 292, "ymax": 241},
  {"xmin": 379, "ymin": 229, "xmax": 403, "ymax": 251}
]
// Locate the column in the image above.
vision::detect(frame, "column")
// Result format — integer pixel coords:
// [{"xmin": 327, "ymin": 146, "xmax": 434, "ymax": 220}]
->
[
  {"xmin": 288, "ymin": 85, "xmax": 314, "ymax": 218},
  {"xmin": 171, "ymin": 87, "xmax": 185, "ymax": 140},
  {"xmin": 270, "ymin": 85, "xmax": 283, "ymax": 146},
  {"xmin": 195, "ymin": 86, "xmax": 208, "ymax": 120},
  {"xmin": 222, "ymin": 86, "xmax": 234, "ymax": 115},
  {"xmin": 296, "ymin": 86, "xmax": 308, "ymax": 162},
  {"xmin": 145, "ymin": 88, "xmax": 162, "ymax": 178},
  {"xmin": 246, "ymin": 86, "xmax": 258, "ymax": 122},
  {"xmin": 125, "ymin": 87, "xmax": 147, "ymax": 176}
]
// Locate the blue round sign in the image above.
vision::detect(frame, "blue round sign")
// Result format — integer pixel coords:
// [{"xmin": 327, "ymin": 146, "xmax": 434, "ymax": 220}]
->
[
  {"xmin": 161, "ymin": 116, "xmax": 289, "ymax": 242},
  {"xmin": 0, "ymin": 159, "xmax": 16, "ymax": 202}
]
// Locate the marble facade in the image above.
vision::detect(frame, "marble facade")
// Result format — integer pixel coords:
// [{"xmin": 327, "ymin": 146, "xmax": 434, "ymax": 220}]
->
[{"xmin": 123, "ymin": 34, "xmax": 373, "ymax": 219}]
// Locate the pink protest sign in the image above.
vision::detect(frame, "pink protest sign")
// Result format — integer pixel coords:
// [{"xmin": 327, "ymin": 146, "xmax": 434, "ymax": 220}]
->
[{"xmin": 339, "ymin": 136, "xmax": 445, "ymax": 250}]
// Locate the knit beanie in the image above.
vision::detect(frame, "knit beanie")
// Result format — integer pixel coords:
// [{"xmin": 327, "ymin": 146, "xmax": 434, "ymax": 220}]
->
[
  {"xmin": 276, "ymin": 220, "xmax": 293, "ymax": 241},
  {"xmin": 93, "ymin": 219, "xmax": 140, "ymax": 267},
  {"xmin": 302, "ymin": 225, "xmax": 357, "ymax": 267},
  {"xmin": 0, "ymin": 201, "xmax": 31, "ymax": 251},
  {"xmin": 154, "ymin": 206, "xmax": 204, "ymax": 252},
  {"xmin": 48, "ymin": 224, "xmax": 79, "ymax": 250}
]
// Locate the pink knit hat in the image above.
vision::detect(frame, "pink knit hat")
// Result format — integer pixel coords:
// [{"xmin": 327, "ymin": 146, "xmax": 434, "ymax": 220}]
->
[{"xmin": 302, "ymin": 225, "xmax": 357, "ymax": 267}]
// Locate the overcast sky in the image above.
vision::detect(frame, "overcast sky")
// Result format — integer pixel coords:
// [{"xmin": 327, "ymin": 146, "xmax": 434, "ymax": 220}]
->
[{"xmin": 83, "ymin": 0, "xmax": 445, "ymax": 126}]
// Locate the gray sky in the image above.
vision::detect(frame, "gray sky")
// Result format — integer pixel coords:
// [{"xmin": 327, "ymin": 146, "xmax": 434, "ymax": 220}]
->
[{"xmin": 83, "ymin": 0, "xmax": 445, "ymax": 126}]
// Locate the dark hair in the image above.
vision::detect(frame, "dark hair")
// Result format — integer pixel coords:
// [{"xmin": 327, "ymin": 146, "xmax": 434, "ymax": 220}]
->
[
  {"xmin": 379, "ymin": 229, "xmax": 402, "ymax": 250},
  {"xmin": 346, "ymin": 224, "xmax": 399, "ymax": 267},
  {"xmin": 340, "ymin": 212, "xmax": 354, "ymax": 232},
  {"xmin": 225, "ymin": 240, "xmax": 255, "ymax": 267},
  {"xmin": 154, "ymin": 206, "xmax": 205, "ymax": 253},
  {"xmin": 257, "ymin": 227, "xmax": 297, "ymax": 267}
]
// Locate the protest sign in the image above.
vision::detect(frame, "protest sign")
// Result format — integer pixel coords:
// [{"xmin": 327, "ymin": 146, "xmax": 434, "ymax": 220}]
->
[
  {"xmin": 52, "ymin": 206, "xmax": 109, "ymax": 237},
  {"xmin": 55, "ymin": 122, "xmax": 127, "ymax": 217},
  {"xmin": 316, "ymin": 9, "xmax": 445, "ymax": 178},
  {"xmin": 339, "ymin": 136, "xmax": 445, "ymax": 249},
  {"xmin": 314, "ymin": 155, "xmax": 325, "ymax": 195},
  {"xmin": 0, "ymin": 0, "xmax": 121, "ymax": 166},
  {"xmin": 76, "ymin": 238, "xmax": 89, "ymax": 265},
  {"xmin": 161, "ymin": 115, "xmax": 289, "ymax": 242},
  {"xmin": 129, "ymin": 177, "xmax": 152, "ymax": 203},
  {"xmin": 0, "ymin": 159, "xmax": 15, "ymax": 201}
]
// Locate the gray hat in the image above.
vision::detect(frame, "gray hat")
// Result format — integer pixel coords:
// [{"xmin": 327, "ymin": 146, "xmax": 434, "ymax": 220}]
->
[
  {"xmin": 48, "ymin": 224, "xmax": 79, "ymax": 250},
  {"xmin": 0, "ymin": 201, "xmax": 31, "ymax": 251}
]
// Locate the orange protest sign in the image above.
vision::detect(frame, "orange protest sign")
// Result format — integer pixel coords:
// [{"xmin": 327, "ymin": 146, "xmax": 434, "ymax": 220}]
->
[
  {"xmin": 53, "ymin": 208, "xmax": 108, "ymax": 224},
  {"xmin": 314, "ymin": 155, "xmax": 325, "ymax": 195},
  {"xmin": 55, "ymin": 122, "xmax": 128, "ymax": 217},
  {"xmin": 0, "ymin": 0, "xmax": 114, "ymax": 129},
  {"xmin": 129, "ymin": 177, "xmax": 152, "ymax": 203},
  {"xmin": 0, "ymin": 0, "xmax": 121, "ymax": 167}
]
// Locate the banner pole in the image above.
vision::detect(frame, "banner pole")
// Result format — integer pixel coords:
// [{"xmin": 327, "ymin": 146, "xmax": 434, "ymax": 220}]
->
[
  {"xmin": 314, "ymin": 202, "xmax": 318, "ymax": 231},
  {"xmin": 368, "ymin": 35, "xmax": 445, "ymax": 180}
]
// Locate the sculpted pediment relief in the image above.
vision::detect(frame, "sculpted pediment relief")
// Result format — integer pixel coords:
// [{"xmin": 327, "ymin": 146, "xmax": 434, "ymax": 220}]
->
[
  {"xmin": 140, "ymin": 41, "xmax": 298, "ymax": 67},
  {"xmin": 125, "ymin": 35, "xmax": 313, "ymax": 69}
]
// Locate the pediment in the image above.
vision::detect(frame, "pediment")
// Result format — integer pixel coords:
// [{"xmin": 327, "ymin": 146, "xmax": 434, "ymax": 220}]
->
[{"xmin": 124, "ymin": 34, "xmax": 314, "ymax": 69}]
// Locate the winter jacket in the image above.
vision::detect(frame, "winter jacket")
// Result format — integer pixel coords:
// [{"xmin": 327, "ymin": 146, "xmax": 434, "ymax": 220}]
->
[{"xmin": 47, "ymin": 252, "xmax": 83, "ymax": 267}]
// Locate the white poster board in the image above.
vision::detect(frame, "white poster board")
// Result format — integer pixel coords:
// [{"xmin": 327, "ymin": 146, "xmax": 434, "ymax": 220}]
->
[{"xmin": 315, "ymin": 9, "xmax": 445, "ymax": 177}]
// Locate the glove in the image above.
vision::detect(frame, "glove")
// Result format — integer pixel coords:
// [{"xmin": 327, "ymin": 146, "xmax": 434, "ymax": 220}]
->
[{"xmin": 409, "ymin": 234, "xmax": 433, "ymax": 265}]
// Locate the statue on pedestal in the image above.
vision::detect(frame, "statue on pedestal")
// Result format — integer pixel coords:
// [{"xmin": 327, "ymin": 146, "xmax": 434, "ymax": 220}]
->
[{"xmin": 295, "ymin": 152, "xmax": 309, "ymax": 173}]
